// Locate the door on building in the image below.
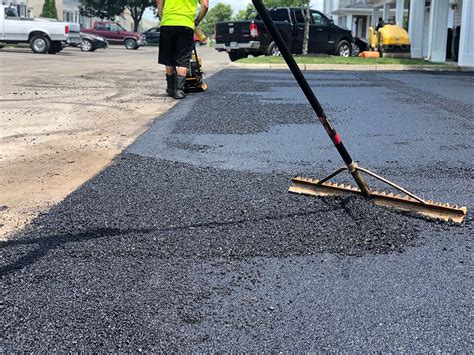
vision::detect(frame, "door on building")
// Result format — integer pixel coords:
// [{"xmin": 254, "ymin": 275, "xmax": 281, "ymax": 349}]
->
[{"xmin": 355, "ymin": 16, "xmax": 368, "ymax": 39}]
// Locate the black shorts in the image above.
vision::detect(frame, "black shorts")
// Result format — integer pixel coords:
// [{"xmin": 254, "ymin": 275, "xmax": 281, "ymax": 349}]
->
[{"xmin": 158, "ymin": 26, "xmax": 194, "ymax": 68}]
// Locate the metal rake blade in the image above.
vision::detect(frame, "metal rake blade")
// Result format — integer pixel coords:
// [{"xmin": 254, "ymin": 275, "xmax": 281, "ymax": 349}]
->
[{"xmin": 289, "ymin": 170, "xmax": 467, "ymax": 224}]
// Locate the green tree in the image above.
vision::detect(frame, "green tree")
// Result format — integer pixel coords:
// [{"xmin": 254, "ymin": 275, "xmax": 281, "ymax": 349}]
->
[
  {"xmin": 264, "ymin": 0, "xmax": 308, "ymax": 6},
  {"xmin": 123, "ymin": 0, "xmax": 154, "ymax": 32},
  {"xmin": 200, "ymin": 3, "xmax": 233, "ymax": 36},
  {"xmin": 234, "ymin": 0, "xmax": 308, "ymax": 21},
  {"xmin": 80, "ymin": 0, "xmax": 153, "ymax": 31},
  {"xmin": 40, "ymin": 0, "xmax": 58, "ymax": 19},
  {"xmin": 233, "ymin": 4, "xmax": 256, "ymax": 21},
  {"xmin": 79, "ymin": 0, "xmax": 123, "ymax": 20}
]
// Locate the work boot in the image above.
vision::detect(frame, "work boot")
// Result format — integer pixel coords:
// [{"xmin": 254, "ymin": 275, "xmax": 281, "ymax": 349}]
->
[
  {"xmin": 166, "ymin": 74, "xmax": 175, "ymax": 97},
  {"xmin": 174, "ymin": 75, "xmax": 187, "ymax": 99}
]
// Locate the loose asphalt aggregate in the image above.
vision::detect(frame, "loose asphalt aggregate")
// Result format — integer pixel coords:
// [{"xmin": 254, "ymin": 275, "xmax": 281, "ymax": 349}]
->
[{"xmin": 1, "ymin": 69, "xmax": 473, "ymax": 352}]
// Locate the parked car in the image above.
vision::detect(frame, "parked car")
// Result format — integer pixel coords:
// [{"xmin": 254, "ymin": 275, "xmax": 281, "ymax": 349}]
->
[
  {"xmin": 82, "ymin": 21, "xmax": 145, "ymax": 50},
  {"xmin": 0, "ymin": 4, "xmax": 81, "ymax": 54},
  {"xmin": 69, "ymin": 32, "xmax": 108, "ymax": 52},
  {"xmin": 80, "ymin": 32, "xmax": 108, "ymax": 52},
  {"xmin": 142, "ymin": 27, "xmax": 160, "ymax": 44},
  {"xmin": 215, "ymin": 7, "xmax": 353, "ymax": 61}
]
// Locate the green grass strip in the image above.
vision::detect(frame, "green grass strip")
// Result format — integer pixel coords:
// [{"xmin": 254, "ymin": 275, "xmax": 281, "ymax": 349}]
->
[{"xmin": 238, "ymin": 55, "xmax": 442, "ymax": 65}]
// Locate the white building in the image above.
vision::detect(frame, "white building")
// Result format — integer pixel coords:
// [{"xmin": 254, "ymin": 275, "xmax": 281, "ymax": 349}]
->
[
  {"xmin": 324, "ymin": 0, "xmax": 474, "ymax": 67},
  {"xmin": 2, "ymin": 0, "xmax": 90, "ymax": 27},
  {"xmin": 1, "ymin": 0, "xmax": 153, "ymax": 31}
]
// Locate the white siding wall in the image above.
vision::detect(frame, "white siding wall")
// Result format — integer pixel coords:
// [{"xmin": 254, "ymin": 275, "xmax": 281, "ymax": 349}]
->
[
  {"xmin": 422, "ymin": 6, "xmax": 430, "ymax": 57},
  {"xmin": 454, "ymin": 0, "xmax": 463, "ymax": 27}
]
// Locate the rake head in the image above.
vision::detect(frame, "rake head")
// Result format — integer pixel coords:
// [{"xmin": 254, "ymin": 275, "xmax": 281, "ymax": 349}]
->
[{"xmin": 289, "ymin": 168, "xmax": 468, "ymax": 224}]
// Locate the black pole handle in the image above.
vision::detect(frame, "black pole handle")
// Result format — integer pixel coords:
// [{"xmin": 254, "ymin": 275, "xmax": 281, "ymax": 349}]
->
[{"xmin": 251, "ymin": 0, "xmax": 354, "ymax": 166}]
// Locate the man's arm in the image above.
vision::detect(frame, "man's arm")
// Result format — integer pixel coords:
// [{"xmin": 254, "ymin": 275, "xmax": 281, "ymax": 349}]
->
[
  {"xmin": 195, "ymin": 0, "xmax": 209, "ymax": 26},
  {"xmin": 156, "ymin": 0, "xmax": 164, "ymax": 20}
]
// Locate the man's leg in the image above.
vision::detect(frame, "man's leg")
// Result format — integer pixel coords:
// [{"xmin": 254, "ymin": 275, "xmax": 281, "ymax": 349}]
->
[
  {"xmin": 158, "ymin": 27, "xmax": 177, "ymax": 97},
  {"xmin": 176, "ymin": 67, "xmax": 187, "ymax": 76},
  {"xmin": 174, "ymin": 28, "xmax": 195, "ymax": 99},
  {"xmin": 165, "ymin": 66, "xmax": 176, "ymax": 97}
]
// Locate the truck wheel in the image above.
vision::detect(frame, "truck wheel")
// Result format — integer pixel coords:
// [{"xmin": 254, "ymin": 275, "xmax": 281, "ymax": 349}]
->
[
  {"xmin": 30, "ymin": 35, "xmax": 51, "ymax": 54},
  {"xmin": 228, "ymin": 52, "xmax": 248, "ymax": 62},
  {"xmin": 125, "ymin": 39, "xmax": 138, "ymax": 50},
  {"xmin": 48, "ymin": 41, "xmax": 63, "ymax": 54},
  {"xmin": 81, "ymin": 39, "xmax": 93, "ymax": 52},
  {"xmin": 337, "ymin": 40, "xmax": 351, "ymax": 57},
  {"xmin": 267, "ymin": 41, "xmax": 281, "ymax": 56}
]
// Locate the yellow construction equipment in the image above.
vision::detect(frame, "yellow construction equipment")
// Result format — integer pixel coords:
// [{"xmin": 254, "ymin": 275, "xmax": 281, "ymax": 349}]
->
[
  {"xmin": 369, "ymin": 21, "xmax": 411, "ymax": 58},
  {"xmin": 184, "ymin": 28, "xmax": 207, "ymax": 93}
]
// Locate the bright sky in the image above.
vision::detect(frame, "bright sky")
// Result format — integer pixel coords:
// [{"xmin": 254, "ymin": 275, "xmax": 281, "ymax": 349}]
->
[{"xmin": 144, "ymin": 0, "xmax": 324, "ymax": 21}]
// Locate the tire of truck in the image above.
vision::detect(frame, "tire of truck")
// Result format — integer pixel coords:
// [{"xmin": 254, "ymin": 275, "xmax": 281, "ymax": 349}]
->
[
  {"xmin": 30, "ymin": 35, "xmax": 51, "ymax": 54},
  {"xmin": 337, "ymin": 40, "xmax": 351, "ymax": 57},
  {"xmin": 228, "ymin": 52, "xmax": 248, "ymax": 62},
  {"xmin": 48, "ymin": 41, "xmax": 63, "ymax": 54},
  {"xmin": 352, "ymin": 43, "xmax": 360, "ymax": 57},
  {"xmin": 125, "ymin": 38, "xmax": 138, "ymax": 50},
  {"xmin": 267, "ymin": 41, "xmax": 281, "ymax": 56}
]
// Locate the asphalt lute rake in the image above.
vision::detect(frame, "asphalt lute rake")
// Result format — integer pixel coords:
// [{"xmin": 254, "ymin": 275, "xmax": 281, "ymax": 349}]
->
[{"xmin": 252, "ymin": 0, "xmax": 467, "ymax": 223}]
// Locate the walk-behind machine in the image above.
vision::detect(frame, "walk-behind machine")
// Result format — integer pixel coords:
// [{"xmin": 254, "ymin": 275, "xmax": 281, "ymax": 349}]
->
[
  {"xmin": 184, "ymin": 29, "xmax": 207, "ymax": 93},
  {"xmin": 252, "ymin": 0, "xmax": 467, "ymax": 223},
  {"xmin": 184, "ymin": 45, "xmax": 207, "ymax": 93}
]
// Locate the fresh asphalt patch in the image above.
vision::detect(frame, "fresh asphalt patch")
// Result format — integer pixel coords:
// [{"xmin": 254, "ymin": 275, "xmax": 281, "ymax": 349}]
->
[{"xmin": 1, "ymin": 70, "xmax": 472, "ymax": 352}]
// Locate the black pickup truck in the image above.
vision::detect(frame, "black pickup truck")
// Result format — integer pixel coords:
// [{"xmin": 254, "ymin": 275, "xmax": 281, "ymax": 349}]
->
[{"xmin": 215, "ymin": 7, "xmax": 353, "ymax": 61}]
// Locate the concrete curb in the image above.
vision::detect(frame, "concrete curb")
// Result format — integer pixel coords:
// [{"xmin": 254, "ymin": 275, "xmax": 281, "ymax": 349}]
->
[{"xmin": 229, "ymin": 62, "xmax": 463, "ymax": 72}]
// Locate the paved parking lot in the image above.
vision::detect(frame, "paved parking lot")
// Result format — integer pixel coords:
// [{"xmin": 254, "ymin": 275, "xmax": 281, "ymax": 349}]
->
[
  {"xmin": 1, "ymin": 67, "xmax": 472, "ymax": 352},
  {"xmin": 0, "ymin": 45, "xmax": 229, "ymax": 238}
]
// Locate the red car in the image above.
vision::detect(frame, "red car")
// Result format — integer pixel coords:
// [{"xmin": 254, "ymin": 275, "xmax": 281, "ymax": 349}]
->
[{"xmin": 82, "ymin": 21, "xmax": 145, "ymax": 50}]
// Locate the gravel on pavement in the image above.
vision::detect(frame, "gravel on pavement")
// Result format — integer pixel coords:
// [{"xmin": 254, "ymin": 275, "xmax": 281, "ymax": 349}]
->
[{"xmin": 1, "ymin": 69, "xmax": 472, "ymax": 352}]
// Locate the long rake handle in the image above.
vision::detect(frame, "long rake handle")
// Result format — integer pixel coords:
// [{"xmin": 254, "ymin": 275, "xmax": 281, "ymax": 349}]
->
[{"xmin": 252, "ymin": 0, "xmax": 370, "ymax": 196}]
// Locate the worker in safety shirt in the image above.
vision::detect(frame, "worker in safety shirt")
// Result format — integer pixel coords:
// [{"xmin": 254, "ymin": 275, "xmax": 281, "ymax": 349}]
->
[{"xmin": 157, "ymin": 0, "xmax": 209, "ymax": 99}]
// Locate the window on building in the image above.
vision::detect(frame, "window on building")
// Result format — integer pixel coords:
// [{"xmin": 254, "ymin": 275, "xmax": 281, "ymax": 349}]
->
[
  {"xmin": 16, "ymin": 4, "xmax": 26, "ymax": 17},
  {"xmin": 63, "ymin": 10, "xmax": 79, "ymax": 23},
  {"xmin": 80, "ymin": 15, "xmax": 92, "ymax": 29}
]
